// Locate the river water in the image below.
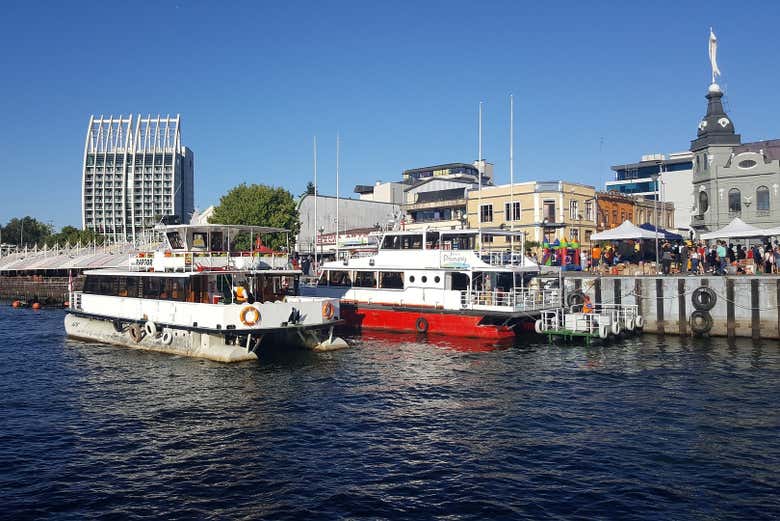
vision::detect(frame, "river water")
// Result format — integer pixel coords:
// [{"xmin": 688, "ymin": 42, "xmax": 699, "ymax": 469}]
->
[{"xmin": 1, "ymin": 306, "xmax": 778, "ymax": 520}]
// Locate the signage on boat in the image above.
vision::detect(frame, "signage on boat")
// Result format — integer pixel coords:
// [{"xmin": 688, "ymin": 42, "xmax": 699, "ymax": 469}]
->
[
  {"xmin": 440, "ymin": 252, "xmax": 470, "ymax": 269},
  {"xmin": 130, "ymin": 256, "xmax": 153, "ymax": 268}
]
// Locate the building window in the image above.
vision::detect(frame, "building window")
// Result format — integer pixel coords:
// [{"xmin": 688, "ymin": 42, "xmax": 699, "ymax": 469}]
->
[
  {"xmin": 569, "ymin": 200, "xmax": 579, "ymax": 220},
  {"xmin": 504, "ymin": 201, "xmax": 521, "ymax": 221},
  {"xmin": 757, "ymin": 186, "xmax": 770, "ymax": 214},
  {"xmin": 728, "ymin": 188, "xmax": 741, "ymax": 214},
  {"xmin": 699, "ymin": 191, "xmax": 709, "ymax": 214},
  {"xmin": 480, "ymin": 204, "xmax": 493, "ymax": 223},
  {"xmin": 585, "ymin": 201, "xmax": 594, "ymax": 221},
  {"xmin": 543, "ymin": 200, "xmax": 556, "ymax": 223},
  {"xmin": 570, "ymin": 228, "xmax": 580, "ymax": 241},
  {"xmin": 612, "ymin": 209, "xmax": 618, "ymax": 223}
]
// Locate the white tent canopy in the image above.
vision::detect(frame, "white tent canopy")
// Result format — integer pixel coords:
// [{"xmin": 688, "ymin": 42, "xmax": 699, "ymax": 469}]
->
[
  {"xmin": 699, "ymin": 218, "xmax": 769, "ymax": 240},
  {"xmin": 590, "ymin": 220, "xmax": 660, "ymax": 241}
]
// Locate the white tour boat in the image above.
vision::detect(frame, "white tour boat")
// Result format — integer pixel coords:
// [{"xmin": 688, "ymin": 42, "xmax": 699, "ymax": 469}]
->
[
  {"xmin": 305, "ymin": 229, "xmax": 561, "ymax": 339},
  {"xmin": 65, "ymin": 224, "xmax": 347, "ymax": 362}
]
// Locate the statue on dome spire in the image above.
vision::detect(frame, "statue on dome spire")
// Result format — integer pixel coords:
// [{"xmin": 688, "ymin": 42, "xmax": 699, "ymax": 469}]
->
[{"xmin": 709, "ymin": 27, "xmax": 721, "ymax": 86}]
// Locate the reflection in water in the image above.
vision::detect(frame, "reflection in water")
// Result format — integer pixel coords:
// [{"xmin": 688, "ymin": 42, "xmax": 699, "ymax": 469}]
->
[{"xmin": 1, "ymin": 307, "xmax": 779, "ymax": 519}]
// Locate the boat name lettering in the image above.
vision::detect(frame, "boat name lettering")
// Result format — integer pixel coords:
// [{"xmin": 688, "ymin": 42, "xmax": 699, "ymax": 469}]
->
[
  {"xmin": 440, "ymin": 252, "xmax": 469, "ymax": 268},
  {"xmin": 131, "ymin": 257, "xmax": 153, "ymax": 267}
]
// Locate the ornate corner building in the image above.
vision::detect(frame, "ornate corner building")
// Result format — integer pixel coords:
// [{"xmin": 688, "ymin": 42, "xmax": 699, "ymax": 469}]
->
[{"xmin": 690, "ymin": 83, "xmax": 780, "ymax": 232}]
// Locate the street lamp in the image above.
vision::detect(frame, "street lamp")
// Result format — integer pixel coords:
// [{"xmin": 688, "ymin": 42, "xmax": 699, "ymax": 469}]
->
[{"xmin": 651, "ymin": 172, "xmax": 660, "ymax": 269}]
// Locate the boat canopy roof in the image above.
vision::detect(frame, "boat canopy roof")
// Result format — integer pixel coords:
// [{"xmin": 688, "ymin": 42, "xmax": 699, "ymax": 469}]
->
[
  {"xmin": 155, "ymin": 223, "xmax": 289, "ymax": 234},
  {"xmin": 84, "ymin": 268, "xmax": 302, "ymax": 277},
  {"xmin": 380, "ymin": 228, "xmax": 525, "ymax": 237}
]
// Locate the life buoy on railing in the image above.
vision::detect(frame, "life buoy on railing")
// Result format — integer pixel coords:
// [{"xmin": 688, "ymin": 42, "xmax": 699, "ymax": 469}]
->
[
  {"xmin": 415, "ymin": 317, "xmax": 429, "ymax": 334},
  {"xmin": 635, "ymin": 315, "xmax": 645, "ymax": 329},
  {"xmin": 322, "ymin": 302, "xmax": 335, "ymax": 320},
  {"xmin": 689, "ymin": 310, "xmax": 713, "ymax": 335},
  {"xmin": 240, "ymin": 306, "xmax": 261, "ymax": 327}
]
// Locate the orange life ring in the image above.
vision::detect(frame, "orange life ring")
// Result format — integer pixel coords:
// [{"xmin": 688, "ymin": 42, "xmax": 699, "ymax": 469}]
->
[
  {"xmin": 322, "ymin": 301, "xmax": 335, "ymax": 320},
  {"xmin": 240, "ymin": 306, "xmax": 261, "ymax": 327}
]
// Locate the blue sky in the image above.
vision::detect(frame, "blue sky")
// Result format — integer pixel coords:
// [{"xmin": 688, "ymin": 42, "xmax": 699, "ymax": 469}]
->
[{"xmin": 1, "ymin": 0, "xmax": 779, "ymax": 229}]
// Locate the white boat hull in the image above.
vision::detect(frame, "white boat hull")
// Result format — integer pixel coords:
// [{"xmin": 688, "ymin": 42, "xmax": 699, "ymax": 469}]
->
[{"xmin": 64, "ymin": 313, "xmax": 346, "ymax": 362}]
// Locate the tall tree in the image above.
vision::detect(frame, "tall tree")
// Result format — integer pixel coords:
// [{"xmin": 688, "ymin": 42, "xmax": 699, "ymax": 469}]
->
[
  {"xmin": 2, "ymin": 217, "xmax": 52, "ymax": 247},
  {"xmin": 45, "ymin": 226, "xmax": 105, "ymax": 247},
  {"xmin": 209, "ymin": 183, "xmax": 300, "ymax": 249}
]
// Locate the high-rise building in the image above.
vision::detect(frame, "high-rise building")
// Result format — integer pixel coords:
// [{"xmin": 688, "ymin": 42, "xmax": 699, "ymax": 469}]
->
[{"xmin": 82, "ymin": 114, "xmax": 194, "ymax": 242}]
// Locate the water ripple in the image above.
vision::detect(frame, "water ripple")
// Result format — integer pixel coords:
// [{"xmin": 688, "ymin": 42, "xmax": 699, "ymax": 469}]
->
[{"xmin": 0, "ymin": 307, "xmax": 779, "ymax": 519}]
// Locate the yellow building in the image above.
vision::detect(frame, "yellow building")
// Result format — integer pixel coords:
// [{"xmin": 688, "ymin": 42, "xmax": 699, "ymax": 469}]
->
[{"xmin": 465, "ymin": 181, "xmax": 597, "ymax": 247}]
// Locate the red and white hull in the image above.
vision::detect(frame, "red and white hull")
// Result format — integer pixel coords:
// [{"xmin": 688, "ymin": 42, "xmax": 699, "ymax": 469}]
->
[{"xmin": 339, "ymin": 302, "xmax": 521, "ymax": 340}]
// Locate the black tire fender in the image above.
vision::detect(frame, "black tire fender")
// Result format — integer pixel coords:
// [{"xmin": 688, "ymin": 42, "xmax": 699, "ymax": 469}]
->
[
  {"xmin": 689, "ymin": 310, "xmax": 714, "ymax": 335},
  {"xmin": 415, "ymin": 317, "xmax": 429, "ymax": 334},
  {"xmin": 692, "ymin": 287, "xmax": 717, "ymax": 311}
]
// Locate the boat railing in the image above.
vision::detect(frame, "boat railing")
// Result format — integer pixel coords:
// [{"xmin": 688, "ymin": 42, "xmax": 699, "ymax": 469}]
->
[
  {"xmin": 479, "ymin": 251, "xmax": 526, "ymax": 267},
  {"xmin": 69, "ymin": 291, "xmax": 83, "ymax": 311},
  {"xmin": 461, "ymin": 288, "xmax": 560, "ymax": 311},
  {"xmin": 128, "ymin": 250, "xmax": 290, "ymax": 272}
]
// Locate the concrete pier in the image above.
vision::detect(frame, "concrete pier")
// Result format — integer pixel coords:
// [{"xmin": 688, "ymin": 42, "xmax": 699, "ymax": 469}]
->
[{"xmin": 564, "ymin": 275, "xmax": 780, "ymax": 339}]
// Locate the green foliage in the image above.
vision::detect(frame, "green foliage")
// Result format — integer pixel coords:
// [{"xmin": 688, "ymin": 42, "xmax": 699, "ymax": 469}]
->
[
  {"xmin": 1, "ymin": 217, "xmax": 52, "ymax": 247},
  {"xmin": 305, "ymin": 181, "xmax": 315, "ymax": 195},
  {"xmin": 209, "ymin": 183, "xmax": 300, "ymax": 249},
  {"xmin": 45, "ymin": 226, "xmax": 105, "ymax": 247}
]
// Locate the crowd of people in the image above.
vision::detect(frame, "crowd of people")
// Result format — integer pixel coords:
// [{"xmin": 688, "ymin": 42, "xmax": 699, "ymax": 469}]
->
[{"xmin": 586, "ymin": 239, "xmax": 780, "ymax": 275}]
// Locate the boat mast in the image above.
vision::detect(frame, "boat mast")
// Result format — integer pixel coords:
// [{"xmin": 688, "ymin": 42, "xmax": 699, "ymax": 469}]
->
[
  {"xmin": 336, "ymin": 132, "xmax": 340, "ymax": 261},
  {"xmin": 478, "ymin": 101, "xmax": 483, "ymax": 258},
  {"xmin": 510, "ymin": 94, "xmax": 514, "ymax": 258},
  {"xmin": 313, "ymin": 135, "xmax": 318, "ymax": 272}
]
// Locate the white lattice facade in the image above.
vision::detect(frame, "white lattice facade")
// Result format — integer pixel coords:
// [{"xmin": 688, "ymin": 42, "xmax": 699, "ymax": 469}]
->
[{"xmin": 82, "ymin": 114, "xmax": 194, "ymax": 242}]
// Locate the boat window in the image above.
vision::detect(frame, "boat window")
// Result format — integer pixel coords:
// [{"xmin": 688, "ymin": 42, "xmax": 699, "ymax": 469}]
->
[
  {"xmin": 210, "ymin": 231, "xmax": 224, "ymax": 251},
  {"xmin": 449, "ymin": 272, "xmax": 470, "ymax": 291},
  {"xmin": 496, "ymin": 272, "xmax": 514, "ymax": 292},
  {"xmin": 353, "ymin": 271, "xmax": 377, "ymax": 288},
  {"xmin": 425, "ymin": 231, "xmax": 440, "ymax": 249},
  {"xmin": 191, "ymin": 232, "xmax": 207, "ymax": 250},
  {"xmin": 401, "ymin": 235, "xmax": 423, "ymax": 250},
  {"xmin": 381, "ymin": 235, "xmax": 400, "ymax": 249},
  {"xmin": 317, "ymin": 271, "xmax": 329, "ymax": 286},
  {"xmin": 166, "ymin": 231, "xmax": 184, "ymax": 250},
  {"xmin": 379, "ymin": 271, "xmax": 404, "ymax": 289},
  {"xmin": 143, "ymin": 277, "xmax": 162, "ymax": 299},
  {"xmin": 328, "ymin": 270, "xmax": 352, "ymax": 287},
  {"xmin": 442, "ymin": 234, "xmax": 476, "ymax": 250}
]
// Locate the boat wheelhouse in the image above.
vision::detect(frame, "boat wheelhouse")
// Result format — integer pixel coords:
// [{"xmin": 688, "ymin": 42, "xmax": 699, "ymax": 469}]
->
[
  {"xmin": 306, "ymin": 229, "xmax": 561, "ymax": 339},
  {"xmin": 66, "ymin": 224, "xmax": 346, "ymax": 362}
]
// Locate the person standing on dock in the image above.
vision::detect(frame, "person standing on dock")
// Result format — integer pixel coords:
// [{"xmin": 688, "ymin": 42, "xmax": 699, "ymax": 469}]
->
[
  {"xmin": 716, "ymin": 241, "xmax": 727, "ymax": 275},
  {"xmin": 680, "ymin": 242, "xmax": 690, "ymax": 275},
  {"xmin": 661, "ymin": 242, "xmax": 673, "ymax": 275}
]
